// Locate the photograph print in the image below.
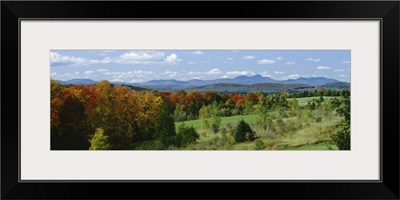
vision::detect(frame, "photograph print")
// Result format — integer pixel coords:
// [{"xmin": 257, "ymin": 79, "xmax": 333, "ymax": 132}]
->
[{"xmin": 50, "ymin": 50, "xmax": 351, "ymax": 150}]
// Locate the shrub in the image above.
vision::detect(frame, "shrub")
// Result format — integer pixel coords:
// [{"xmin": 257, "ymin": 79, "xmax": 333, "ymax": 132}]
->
[
  {"xmin": 331, "ymin": 121, "xmax": 350, "ymax": 150},
  {"xmin": 254, "ymin": 140, "xmax": 266, "ymax": 150},
  {"xmin": 176, "ymin": 123, "xmax": 199, "ymax": 148}
]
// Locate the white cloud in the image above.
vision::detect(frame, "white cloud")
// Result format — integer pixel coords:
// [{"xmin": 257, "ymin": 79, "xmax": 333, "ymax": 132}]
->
[
  {"xmin": 191, "ymin": 76, "xmax": 204, "ymax": 80},
  {"xmin": 334, "ymin": 69, "xmax": 344, "ymax": 72},
  {"xmin": 242, "ymin": 56, "xmax": 255, "ymax": 60},
  {"xmin": 191, "ymin": 51, "xmax": 204, "ymax": 55},
  {"xmin": 257, "ymin": 59, "xmax": 275, "ymax": 64},
  {"xmin": 103, "ymin": 71, "xmax": 154, "ymax": 80},
  {"xmin": 343, "ymin": 60, "xmax": 351, "ymax": 64},
  {"xmin": 187, "ymin": 71, "xmax": 202, "ymax": 75},
  {"xmin": 165, "ymin": 53, "xmax": 181, "ymax": 63},
  {"xmin": 274, "ymin": 56, "xmax": 283, "ymax": 60},
  {"xmin": 278, "ymin": 74, "xmax": 300, "ymax": 80},
  {"xmin": 224, "ymin": 61, "xmax": 234, "ymax": 64},
  {"xmin": 75, "ymin": 72, "xmax": 79, "ymax": 74},
  {"xmin": 220, "ymin": 75, "xmax": 229, "ymax": 79},
  {"xmin": 316, "ymin": 66, "xmax": 331, "ymax": 70},
  {"xmin": 339, "ymin": 74, "xmax": 346, "ymax": 77},
  {"xmin": 130, "ymin": 79, "xmax": 144, "ymax": 83},
  {"xmin": 120, "ymin": 51, "xmax": 164, "ymax": 61},
  {"xmin": 164, "ymin": 70, "xmax": 178, "ymax": 77},
  {"xmin": 284, "ymin": 61, "xmax": 295, "ymax": 65},
  {"xmin": 305, "ymin": 58, "xmax": 321, "ymax": 62},
  {"xmin": 226, "ymin": 70, "xmax": 255, "ymax": 76},
  {"xmin": 52, "ymin": 72, "xmax": 80, "ymax": 81},
  {"xmin": 98, "ymin": 57, "xmax": 113, "ymax": 64},
  {"xmin": 226, "ymin": 57, "xmax": 234, "ymax": 60},
  {"xmin": 188, "ymin": 61, "xmax": 196, "ymax": 65},
  {"xmin": 97, "ymin": 68, "xmax": 108, "ymax": 72},
  {"xmin": 116, "ymin": 51, "xmax": 181, "ymax": 65},
  {"xmin": 50, "ymin": 52, "xmax": 88, "ymax": 66},
  {"xmin": 84, "ymin": 71, "xmax": 94, "ymax": 74},
  {"xmin": 130, "ymin": 70, "xmax": 154, "ymax": 75},
  {"xmin": 51, "ymin": 51, "xmax": 182, "ymax": 67},
  {"xmin": 205, "ymin": 68, "xmax": 222, "ymax": 75},
  {"xmin": 50, "ymin": 72, "xmax": 57, "ymax": 76},
  {"xmin": 275, "ymin": 71, "xmax": 286, "ymax": 74},
  {"xmin": 259, "ymin": 71, "xmax": 272, "ymax": 78},
  {"xmin": 99, "ymin": 53, "xmax": 107, "ymax": 56}
]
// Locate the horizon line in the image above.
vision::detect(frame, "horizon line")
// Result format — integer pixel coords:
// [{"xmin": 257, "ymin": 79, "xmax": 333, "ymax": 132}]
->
[{"xmin": 52, "ymin": 74, "xmax": 350, "ymax": 83}]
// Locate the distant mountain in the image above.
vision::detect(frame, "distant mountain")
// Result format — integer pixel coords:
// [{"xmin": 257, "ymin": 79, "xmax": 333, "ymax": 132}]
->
[
  {"xmin": 56, "ymin": 79, "xmax": 96, "ymax": 85},
  {"xmin": 136, "ymin": 75, "xmax": 337, "ymax": 88},
  {"xmin": 142, "ymin": 79, "xmax": 190, "ymax": 86},
  {"xmin": 189, "ymin": 83, "xmax": 308, "ymax": 94},
  {"xmin": 281, "ymin": 77, "xmax": 339, "ymax": 86},
  {"xmin": 226, "ymin": 75, "xmax": 280, "ymax": 85},
  {"xmin": 55, "ymin": 76, "xmax": 342, "ymax": 92},
  {"xmin": 321, "ymin": 81, "xmax": 350, "ymax": 89}
]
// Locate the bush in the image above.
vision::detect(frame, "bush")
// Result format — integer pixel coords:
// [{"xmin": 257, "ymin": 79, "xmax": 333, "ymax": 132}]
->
[
  {"xmin": 254, "ymin": 140, "xmax": 266, "ymax": 150},
  {"xmin": 331, "ymin": 121, "xmax": 350, "ymax": 150},
  {"xmin": 175, "ymin": 123, "xmax": 199, "ymax": 148},
  {"xmin": 234, "ymin": 120, "xmax": 255, "ymax": 143}
]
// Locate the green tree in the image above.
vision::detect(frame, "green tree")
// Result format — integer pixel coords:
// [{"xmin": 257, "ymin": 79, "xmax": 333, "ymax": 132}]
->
[
  {"xmin": 89, "ymin": 128, "xmax": 111, "ymax": 150},
  {"xmin": 234, "ymin": 120, "xmax": 255, "ymax": 143},
  {"xmin": 175, "ymin": 123, "xmax": 199, "ymax": 147},
  {"xmin": 173, "ymin": 103, "xmax": 187, "ymax": 122},
  {"xmin": 332, "ymin": 120, "xmax": 350, "ymax": 150},
  {"xmin": 199, "ymin": 102, "xmax": 221, "ymax": 133},
  {"xmin": 154, "ymin": 103, "xmax": 176, "ymax": 149},
  {"xmin": 331, "ymin": 96, "xmax": 351, "ymax": 150}
]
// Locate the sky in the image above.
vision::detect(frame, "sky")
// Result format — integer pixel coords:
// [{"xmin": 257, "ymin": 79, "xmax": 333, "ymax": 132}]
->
[{"xmin": 50, "ymin": 50, "xmax": 351, "ymax": 83}]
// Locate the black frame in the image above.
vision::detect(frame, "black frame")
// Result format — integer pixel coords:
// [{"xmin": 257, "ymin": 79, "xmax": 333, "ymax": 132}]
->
[{"xmin": 2, "ymin": 1, "xmax": 399, "ymax": 199}]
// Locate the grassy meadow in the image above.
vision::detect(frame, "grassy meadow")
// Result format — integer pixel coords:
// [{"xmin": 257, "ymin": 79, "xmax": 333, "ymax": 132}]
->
[{"xmin": 175, "ymin": 98, "xmax": 341, "ymax": 150}]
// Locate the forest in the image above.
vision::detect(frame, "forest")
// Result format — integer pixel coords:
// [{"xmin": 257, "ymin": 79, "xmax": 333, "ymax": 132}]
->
[{"xmin": 51, "ymin": 79, "xmax": 350, "ymax": 150}]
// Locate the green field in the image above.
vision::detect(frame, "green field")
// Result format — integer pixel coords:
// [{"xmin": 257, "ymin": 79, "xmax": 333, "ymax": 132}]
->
[
  {"xmin": 172, "ymin": 96, "xmax": 346, "ymax": 150},
  {"xmin": 175, "ymin": 110, "xmax": 340, "ymax": 150},
  {"xmin": 290, "ymin": 96, "xmax": 338, "ymax": 107},
  {"xmin": 175, "ymin": 114, "xmax": 259, "ymax": 131},
  {"xmin": 289, "ymin": 142, "xmax": 339, "ymax": 150}
]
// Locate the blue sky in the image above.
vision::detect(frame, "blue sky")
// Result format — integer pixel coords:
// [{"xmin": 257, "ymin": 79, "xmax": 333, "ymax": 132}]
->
[{"xmin": 50, "ymin": 50, "xmax": 351, "ymax": 83}]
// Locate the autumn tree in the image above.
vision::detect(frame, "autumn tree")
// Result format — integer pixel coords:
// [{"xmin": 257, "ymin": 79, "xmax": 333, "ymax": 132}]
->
[
  {"xmin": 89, "ymin": 128, "xmax": 111, "ymax": 150},
  {"xmin": 54, "ymin": 87, "xmax": 91, "ymax": 150}
]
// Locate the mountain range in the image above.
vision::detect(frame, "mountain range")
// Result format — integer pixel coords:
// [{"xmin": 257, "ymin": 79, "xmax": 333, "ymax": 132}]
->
[{"xmin": 55, "ymin": 75, "xmax": 348, "ymax": 93}]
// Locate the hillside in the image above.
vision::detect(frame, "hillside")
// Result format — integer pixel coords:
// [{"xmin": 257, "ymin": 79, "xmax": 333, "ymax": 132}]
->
[
  {"xmin": 322, "ymin": 82, "xmax": 350, "ymax": 89},
  {"xmin": 188, "ymin": 83, "xmax": 307, "ymax": 93}
]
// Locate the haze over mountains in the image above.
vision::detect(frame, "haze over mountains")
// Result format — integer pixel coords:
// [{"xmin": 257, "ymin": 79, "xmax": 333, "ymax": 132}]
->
[
  {"xmin": 57, "ymin": 75, "xmax": 339, "ymax": 86},
  {"xmin": 55, "ymin": 75, "xmax": 349, "ymax": 93}
]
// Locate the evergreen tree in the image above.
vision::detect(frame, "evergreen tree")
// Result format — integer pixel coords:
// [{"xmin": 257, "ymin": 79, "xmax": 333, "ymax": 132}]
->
[
  {"xmin": 155, "ymin": 104, "xmax": 176, "ymax": 149},
  {"xmin": 234, "ymin": 120, "xmax": 255, "ymax": 143}
]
